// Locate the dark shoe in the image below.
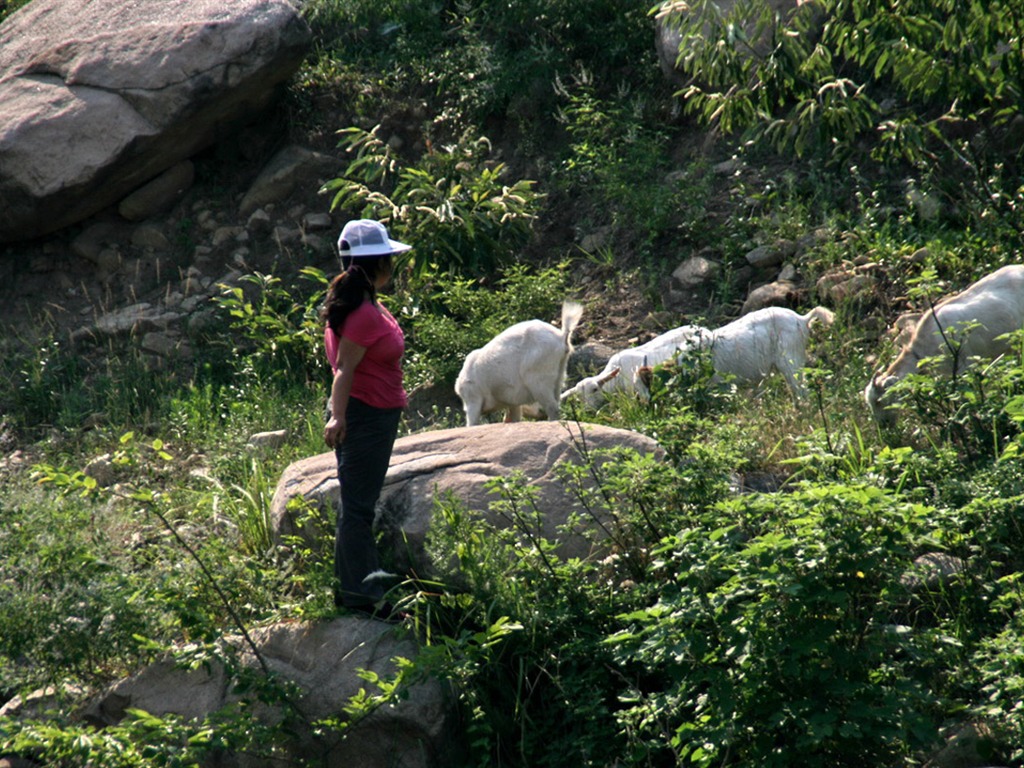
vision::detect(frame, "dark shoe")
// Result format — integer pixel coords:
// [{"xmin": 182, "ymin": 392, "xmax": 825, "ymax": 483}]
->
[{"xmin": 347, "ymin": 601, "xmax": 410, "ymax": 624}]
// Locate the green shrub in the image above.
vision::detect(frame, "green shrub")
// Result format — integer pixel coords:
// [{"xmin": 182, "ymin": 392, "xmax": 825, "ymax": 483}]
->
[
  {"xmin": 323, "ymin": 126, "xmax": 543, "ymax": 278},
  {"xmin": 450, "ymin": 0, "xmax": 655, "ymax": 134},
  {"xmin": 972, "ymin": 597, "xmax": 1024, "ymax": 765},
  {"xmin": 1, "ymin": 337, "xmax": 88, "ymax": 435},
  {"xmin": 306, "ymin": 0, "xmax": 653, "ymax": 129},
  {"xmin": 644, "ymin": 344, "xmax": 740, "ymax": 419},
  {"xmin": 607, "ymin": 482, "xmax": 945, "ymax": 766},
  {"xmin": 658, "ymin": 0, "xmax": 1024, "ymax": 226},
  {"xmin": 420, "ymin": 477, "xmax": 635, "ymax": 768},
  {"xmin": 0, "ymin": 333, "xmax": 192, "ymax": 443},
  {"xmin": 876, "ymin": 331, "xmax": 1024, "ymax": 466},
  {"xmin": 412, "ymin": 430, "xmax": 745, "ymax": 767},
  {"xmin": 663, "ymin": 0, "xmax": 1022, "ymax": 160},
  {"xmin": 213, "ymin": 269, "xmax": 328, "ymax": 388},
  {"xmin": 302, "ymin": 0, "xmax": 447, "ymax": 59},
  {"xmin": 0, "ymin": 641, "xmax": 307, "ymax": 767},
  {"xmin": 553, "ymin": 70, "xmax": 701, "ymax": 260},
  {"xmin": 0, "ymin": 485, "xmax": 157, "ymax": 692}
]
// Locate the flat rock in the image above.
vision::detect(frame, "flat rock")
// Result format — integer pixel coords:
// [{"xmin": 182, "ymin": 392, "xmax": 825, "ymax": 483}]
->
[{"xmin": 271, "ymin": 421, "xmax": 664, "ymax": 577}]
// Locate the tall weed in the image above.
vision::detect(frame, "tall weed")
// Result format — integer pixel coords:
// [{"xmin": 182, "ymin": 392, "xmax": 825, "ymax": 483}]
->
[
  {"xmin": 0, "ymin": 483, "xmax": 157, "ymax": 692},
  {"xmin": 0, "ymin": 336, "xmax": 178, "ymax": 441},
  {"xmin": 213, "ymin": 269, "xmax": 328, "ymax": 388},
  {"xmin": 554, "ymin": 70, "xmax": 697, "ymax": 259}
]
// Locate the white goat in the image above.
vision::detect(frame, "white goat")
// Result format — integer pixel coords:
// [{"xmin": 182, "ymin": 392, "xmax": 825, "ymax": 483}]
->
[
  {"xmin": 456, "ymin": 300, "xmax": 584, "ymax": 427},
  {"xmin": 865, "ymin": 264, "xmax": 1024, "ymax": 424},
  {"xmin": 560, "ymin": 324, "xmax": 711, "ymax": 409},
  {"xmin": 696, "ymin": 305, "xmax": 835, "ymax": 400}
]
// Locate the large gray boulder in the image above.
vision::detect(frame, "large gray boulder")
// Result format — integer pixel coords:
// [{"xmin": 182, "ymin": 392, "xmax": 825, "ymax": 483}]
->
[
  {"xmin": 80, "ymin": 618, "xmax": 453, "ymax": 768},
  {"xmin": 271, "ymin": 421, "xmax": 664, "ymax": 577},
  {"xmin": 0, "ymin": 0, "xmax": 312, "ymax": 243}
]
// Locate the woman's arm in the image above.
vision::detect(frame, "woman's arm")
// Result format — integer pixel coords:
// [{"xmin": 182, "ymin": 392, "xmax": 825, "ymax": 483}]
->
[{"xmin": 324, "ymin": 337, "xmax": 367, "ymax": 448}]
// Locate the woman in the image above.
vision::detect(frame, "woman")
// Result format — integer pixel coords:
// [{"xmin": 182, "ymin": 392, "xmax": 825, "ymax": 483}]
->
[{"xmin": 321, "ymin": 219, "xmax": 411, "ymax": 621}]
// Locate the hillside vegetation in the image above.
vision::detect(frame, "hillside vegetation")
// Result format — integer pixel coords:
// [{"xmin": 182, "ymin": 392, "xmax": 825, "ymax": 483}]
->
[{"xmin": 2, "ymin": 0, "xmax": 1024, "ymax": 766}]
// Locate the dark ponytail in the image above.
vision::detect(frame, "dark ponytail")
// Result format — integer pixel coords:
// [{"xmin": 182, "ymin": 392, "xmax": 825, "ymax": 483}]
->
[{"xmin": 319, "ymin": 254, "xmax": 393, "ymax": 334}]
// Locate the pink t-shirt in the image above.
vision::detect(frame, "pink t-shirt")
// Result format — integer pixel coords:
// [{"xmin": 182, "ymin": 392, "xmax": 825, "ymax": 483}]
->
[{"xmin": 325, "ymin": 300, "xmax": 408, "ymax": 409}]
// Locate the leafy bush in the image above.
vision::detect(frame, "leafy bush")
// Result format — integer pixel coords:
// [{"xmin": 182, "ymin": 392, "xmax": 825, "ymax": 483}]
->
[
  {"xmin": 643, "ymin": 344, "xmax": 741, "ymax": 419},
  {"xmin": 420, "ymin": 486, "xmax": 620, "ymax": 767},
  {"xmin": 301, "ymin": 0, "xmax": 447, "ymax": 60},
  {"xmin": 322, "ymin": 126, "xmax": 543, "ymax": 278},
  {"xmin": 658, "ymin": 0, "xmax": 1024, "ymax": 224},
  {"xmin": 0, "ymin": 332, "xmax": 197, "ymax": 444},
  {"xmin": 973, "ymin": 601, "xmax": 1024, "ymax": 765},
  {"xmin": 607, "ymin": 482, "xmax": 945, "ymax": 766},
  {"xmin": 407, "ymin": 424, "xmax": 754, "ymax": 768},
  {"xmin": 0, "ymin": 484, "xmax": 157, "ymax": 692},
  {"xmin": 213, "ymin": 269, "xmax": 328, "ymax": 388},
  {"xmin": 305, "ymin": 0, "xmax": 654, "ymax": 131},
  {"xmin": 663, "ymin": 0, "xmax": 1022, "ymax": 159},
  {"xmin": 876, "ymin": 330, "xmax": 1024, "ymax": 465},
  {"xmin": 0, "ymin": 638, "xmax": 309, "ymax": 767}
]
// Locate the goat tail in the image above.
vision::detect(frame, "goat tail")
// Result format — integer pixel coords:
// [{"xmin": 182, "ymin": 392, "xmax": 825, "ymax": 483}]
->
[
  {"xmin": 804, "ymin": 306, "xmax": 835, "ymax": 328},
  {"xmin": 560, "ymin": 300, "xmax": 584, "ymax": 346}
]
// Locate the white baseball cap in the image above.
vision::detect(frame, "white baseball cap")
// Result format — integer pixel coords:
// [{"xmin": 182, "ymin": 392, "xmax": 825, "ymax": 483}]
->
[{"xmin": 337, "ymin": 219, "xmax": 412, "ymax": 258}]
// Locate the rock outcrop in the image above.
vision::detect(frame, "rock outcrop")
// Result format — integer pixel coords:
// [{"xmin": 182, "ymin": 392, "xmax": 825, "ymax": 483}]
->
[
  {"xmin": 79, "ymin": 618, "xmax": 454, "ymax": 768},
  {"xmin": 0, "ymin": 0, "xmax": 312, "ymax": 243}
]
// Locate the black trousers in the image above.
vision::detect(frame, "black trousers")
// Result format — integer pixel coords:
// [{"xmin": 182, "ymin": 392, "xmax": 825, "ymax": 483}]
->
[{"xmin": 333, "ymin": 396, "xmax": 402, "ymax": 608}]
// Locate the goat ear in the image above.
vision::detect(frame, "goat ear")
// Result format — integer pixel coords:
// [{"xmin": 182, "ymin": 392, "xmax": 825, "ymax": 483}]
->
[
  {"xmin": 598, "ymin": 366, "xmax": 621, "ymax": 384},
  {"xmin": 559, "ymin": 387, "xmax": 575, "ymax": 401}
]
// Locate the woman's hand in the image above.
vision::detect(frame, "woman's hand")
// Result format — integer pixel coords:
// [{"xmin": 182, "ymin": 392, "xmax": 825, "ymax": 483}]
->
[{"xmin": 324, "ymin": 415, "xmax": 346, "ymax": 448}]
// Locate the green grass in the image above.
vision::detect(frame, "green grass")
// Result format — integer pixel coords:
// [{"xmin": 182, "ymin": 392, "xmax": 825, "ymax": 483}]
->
[
  {"xmin": 3, "ymin": 0, "xmax": 1024, "ymax": 765},
  {"xmin": 5, "ymin": 249, "xmax": 1024, "ymax": 766}
]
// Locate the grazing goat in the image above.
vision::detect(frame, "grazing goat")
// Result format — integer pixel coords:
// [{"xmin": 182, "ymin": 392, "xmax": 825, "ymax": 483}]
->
[
  {"xmin": 694, "ymin": 306, "xmax": 835, "ymax": 400},
  {"xmin": 456, "ymin": 300, "xmax": 584, "ymax": 427},
  {"xmin": 865, "ymin": 264, "xmax": 1024, "ymax": 424},
  {"xmin": 560, "ymin": 324, "xmax": 711, "ymax": 408}
]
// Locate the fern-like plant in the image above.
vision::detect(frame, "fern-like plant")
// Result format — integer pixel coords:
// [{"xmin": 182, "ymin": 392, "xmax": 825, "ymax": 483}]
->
[{"xmin": 321, "ymin": 125, "xmax": 543, "ymax": 278}]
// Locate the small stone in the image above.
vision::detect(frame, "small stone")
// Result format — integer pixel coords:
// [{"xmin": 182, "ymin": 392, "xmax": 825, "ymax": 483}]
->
[
  {"xmin": 95, "ymin": 247, "xmax": 122, "ymax": 273},
  {"xmin": 247, "ymin": 429, "xmax": 289, "ymax": 452},
  {"xmin": 247, "ymin": 208, "xmax": 273, "ymax": 234},
  {"xmin": 303, "ymin": 212, "xmax": 333, "ymax": 231},
  {"xmin": 118, "ymin": 161, "xmax": 195, "ymax": 221},
  {"xmin": 84, "ymin": 454, "xmax": 116, "ymax": 487},
  {"xmin": 131, "ymin": 224, "xmax": 171, "ymax": 251},
  {"xmin": 212, "ymin": 226, "xmax": 245, "ymax": 247}
]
